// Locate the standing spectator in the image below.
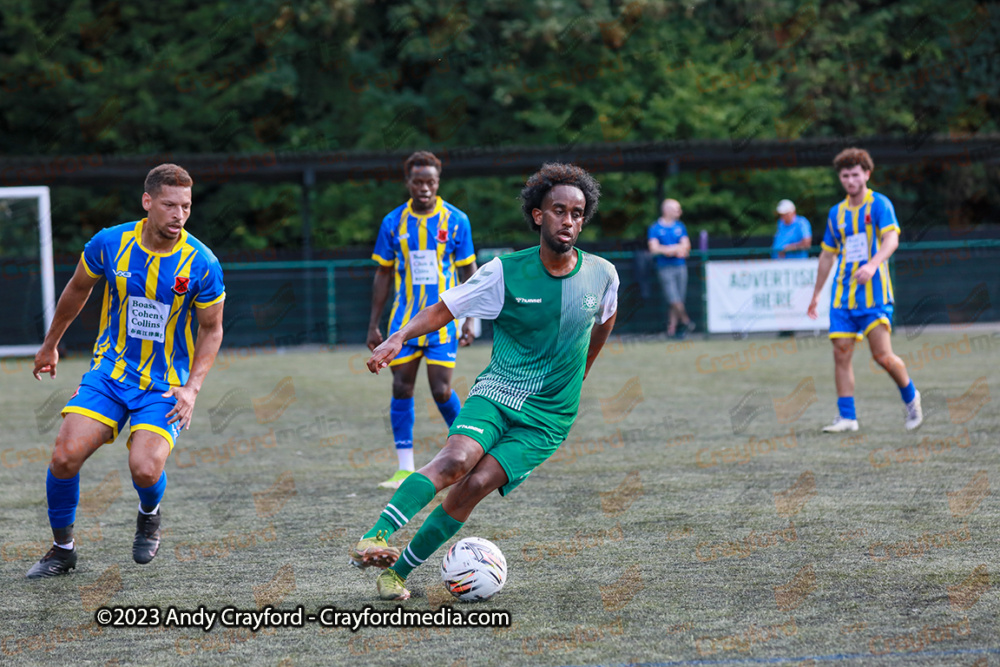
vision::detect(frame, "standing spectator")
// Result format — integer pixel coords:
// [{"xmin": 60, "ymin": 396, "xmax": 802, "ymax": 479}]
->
[
  {"xmin": 648, "ymin": 198, "xmax": 694, "ymax": 338},
  {"xmin": 771, "ymin": 199, "xmax": 813, "ymax": 259}
]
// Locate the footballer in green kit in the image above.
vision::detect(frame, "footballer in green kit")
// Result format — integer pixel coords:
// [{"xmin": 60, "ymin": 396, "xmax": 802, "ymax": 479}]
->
[{"xmin": 349, "ymin": 163, "xmax": 620, "ymax": 600}]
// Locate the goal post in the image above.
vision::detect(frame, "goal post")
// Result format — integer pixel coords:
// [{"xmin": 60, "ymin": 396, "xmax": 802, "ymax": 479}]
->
[{"xmin": 0, "ymin": 186, "xmax": 55, "ymax": 357}]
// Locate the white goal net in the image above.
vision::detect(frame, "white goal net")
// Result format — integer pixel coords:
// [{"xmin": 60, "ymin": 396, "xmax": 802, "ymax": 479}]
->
[{"xmin": 0, "ymin": 186, "xmax": 55, "ymax": 357}]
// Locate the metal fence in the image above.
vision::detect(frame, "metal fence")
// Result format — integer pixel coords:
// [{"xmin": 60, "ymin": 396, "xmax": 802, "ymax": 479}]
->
[{"xmin": 11, "ymin": 239, "xmax": 1000, "ymax": 355}]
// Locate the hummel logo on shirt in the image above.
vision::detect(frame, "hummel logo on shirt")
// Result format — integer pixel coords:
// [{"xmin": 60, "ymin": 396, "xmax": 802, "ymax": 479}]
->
[{"xmin": 515, "ymin": 297, "xmax": 542, "ymax": 304}]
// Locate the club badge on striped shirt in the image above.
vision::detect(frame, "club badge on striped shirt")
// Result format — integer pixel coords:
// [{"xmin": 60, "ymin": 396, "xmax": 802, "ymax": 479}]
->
[{"xmin": 172, "ymin": 276, "xmax": 190, "ymax": 296}]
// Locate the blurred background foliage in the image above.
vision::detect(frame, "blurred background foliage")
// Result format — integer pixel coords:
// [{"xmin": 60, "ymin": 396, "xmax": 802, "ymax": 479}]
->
[{"xmin": 1, "ymin": 0, "xmax": 997, "ymax": 257}]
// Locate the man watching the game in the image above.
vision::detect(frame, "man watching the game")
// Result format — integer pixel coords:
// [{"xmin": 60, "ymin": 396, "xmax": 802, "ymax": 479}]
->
[
  {"xmin": 648, "ymin": 198, "xmax": 693, "ymax": 338},
  {"xmin": 27, "ymin": 164, "xmax": 225, "ymax": 578},
  {"xmin": 350, "ymin": 162, "xmax": 619, "ymax": 600},
  {"xmin": 771, "ymin": 199, "xmax": 812, "ymax": 259},
  {"xmin": 808, "ymin": 148, "xmax": 922, "ymax": 432},
  {"xmin": 367, "ymin": 151, "xmax": 477, "ymax": 490}
]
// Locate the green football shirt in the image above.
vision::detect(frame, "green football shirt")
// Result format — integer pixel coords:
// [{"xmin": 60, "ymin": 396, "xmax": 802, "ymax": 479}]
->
[{"xmin": 440, "ymin": 246, "xmax": 619, "ymax": 430}]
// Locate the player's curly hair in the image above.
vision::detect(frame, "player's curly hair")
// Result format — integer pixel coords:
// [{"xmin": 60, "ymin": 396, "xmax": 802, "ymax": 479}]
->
[
  {"xmin": 520, "ymin": 163, "xmax": 601, "ymax": 233},
  {"xmin": 144, "ymin": 164, "xmax": 193, "ymax": 197},
  {"xmin": 833, "ymin": 147, "xmax": 874, "ymax": 173},
  {"xmin": 403, "ymin": 151, "xmax": 442, "ymax": 179}
]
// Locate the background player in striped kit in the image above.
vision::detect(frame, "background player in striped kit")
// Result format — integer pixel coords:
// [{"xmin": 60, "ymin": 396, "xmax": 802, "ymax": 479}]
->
[
  {"xmin": 27, "ymin": 164, "xmax": 225, "ymax": 578},
  {"xmin": 367, "ymin": 152, "xmax": 477, "ymax": 489},
  {"xmin": 350, "ymin": 163, "xmax": 619, "ymax": 600},
  {"xmin": 808, "ymin": 148, "xmax": 922, "ymax": 433}
]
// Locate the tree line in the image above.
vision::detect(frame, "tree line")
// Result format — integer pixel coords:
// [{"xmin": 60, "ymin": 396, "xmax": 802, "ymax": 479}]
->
[{"xmin": 1, "ymin": 0, "xmax": 997, "ymax": 257}]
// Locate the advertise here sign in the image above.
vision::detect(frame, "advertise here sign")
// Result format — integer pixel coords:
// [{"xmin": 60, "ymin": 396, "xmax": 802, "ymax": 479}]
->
[{"xmin": 706, "ymin": 259, "xmax": 831, "ymax": 334}]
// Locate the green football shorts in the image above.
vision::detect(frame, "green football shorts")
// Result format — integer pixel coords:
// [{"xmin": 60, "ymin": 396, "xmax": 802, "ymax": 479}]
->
[{"xmin": 447, "ymin": 394, "xmax": 570, "ymax": 496}]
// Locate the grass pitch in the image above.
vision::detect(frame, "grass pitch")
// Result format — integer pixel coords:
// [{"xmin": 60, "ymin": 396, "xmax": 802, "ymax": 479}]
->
[{"xmin": 0, "ymin": 329, "xmax": 998, "ymax": 666}]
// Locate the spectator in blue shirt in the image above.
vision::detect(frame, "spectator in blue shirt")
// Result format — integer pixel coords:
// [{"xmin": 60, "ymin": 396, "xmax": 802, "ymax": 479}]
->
[
  {"xmin": 771, "ymin": 199, "xmax": 813, "ymax": 259},
  {"xmin": 648, "ymin": 198, "xmax": 694, "ymax": 338}
]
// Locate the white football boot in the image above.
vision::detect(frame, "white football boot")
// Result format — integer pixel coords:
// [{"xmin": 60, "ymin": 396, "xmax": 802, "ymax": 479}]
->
[
  {"xmin": 904, "ymin": 390, "xmax": 923, "ymax": 431},
  {"xmin": 822, "ymin": 416, "xmax": 859, "ymax": 433}
]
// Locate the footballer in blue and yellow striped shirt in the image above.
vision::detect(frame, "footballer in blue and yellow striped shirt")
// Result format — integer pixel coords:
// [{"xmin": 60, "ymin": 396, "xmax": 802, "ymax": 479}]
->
[
  {"xmin": 367, "ymin": 152, "xmax": 477, "ymax": 489},
  {"xmin": 77, "ymin": 212, "xmax": 225, "ymax": 396},
  {"xmin": 808, "ymin": 148, "xmax": 921, "ymax": 434},
  {"xmin": 27, "ymin": 164, "xmax": 225, "ymax": 578}
]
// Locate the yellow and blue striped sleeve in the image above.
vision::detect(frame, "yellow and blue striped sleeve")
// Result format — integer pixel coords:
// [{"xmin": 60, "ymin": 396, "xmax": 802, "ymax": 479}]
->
[
  {"xmin": 874, "ymin": 195, "xmax": 900, "ymax": 237},
  {"xmin": 820, "ymin": 216, "xmax": 840, "ymax": 254},
  {"xmin": 194, "ymin": 257, "xmax": 226, "ymax": 308},
  {"xmin": 81, "ymin": 228, "xmax": 108, "ymax": 278},
  {"xmin": 453, "ymin": 210, "xmax": 476, "ymax": 266},
  {"xmin": 371, "ymin": 214, "xmax": 397, "ymax": 267}
]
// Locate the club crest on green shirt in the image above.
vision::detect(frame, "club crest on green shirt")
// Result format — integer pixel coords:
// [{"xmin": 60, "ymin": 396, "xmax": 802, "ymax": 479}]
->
[{"xmin": 582, "ymin": 293, "xmax": 599, "ymax": 311}]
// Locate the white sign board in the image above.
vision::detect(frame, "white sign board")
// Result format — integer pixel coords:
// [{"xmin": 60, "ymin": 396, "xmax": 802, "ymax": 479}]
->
[{"xmin": 706, "ymin": 259, "xmax": 832, "ymax": 334}]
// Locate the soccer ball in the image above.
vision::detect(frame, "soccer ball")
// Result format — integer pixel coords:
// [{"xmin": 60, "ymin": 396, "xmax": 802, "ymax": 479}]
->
[{"xmin": 441, "ymin": 537, "xmax": 507, "ymax": 602}]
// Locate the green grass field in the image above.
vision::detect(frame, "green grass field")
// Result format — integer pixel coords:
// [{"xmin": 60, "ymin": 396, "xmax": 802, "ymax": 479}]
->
[{"xmin": 1, "ymin": 329, "xmax": 998, "ymax": 666}]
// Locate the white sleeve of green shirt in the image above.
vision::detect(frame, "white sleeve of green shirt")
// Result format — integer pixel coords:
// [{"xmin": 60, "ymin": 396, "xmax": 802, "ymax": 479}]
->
[
  {"xmin": 440, "ymin": 257, "xmax": 505, "ymax": 320},
  {"xmin": 597, "ymin": 267, "xmax": 620, "ymax": 324}
]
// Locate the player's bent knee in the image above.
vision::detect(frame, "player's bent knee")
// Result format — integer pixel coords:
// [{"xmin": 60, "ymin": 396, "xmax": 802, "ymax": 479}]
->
[
  {"xmin": 51, "ymin": 432, "xmax": 94, "ymax": 476},
  {"xmin": 874, "ymin": 352, "xmax": 897, "ymax": 370},
  {"xmin": 439, "ymin": 456, "xmax": 470, "ymax": 484},
  {"xmin": 129, "ymin": 461, "xmax": 162, "ymax": 488},
  {"xmin": 49, "ymin": 447, "xmax": 82, "ymax": 478},
  {"xmin": 128, "ymin": 448, "xmax": 166, "ymax": 488},
  {"xmin": 456, "ymin": 471, "xmax": 495, "ymax": 501},
  {"xmin": 432, "ymin": 451, "xmax": 474, "ymax": 486},
  {"xmin": 391, "ymin": 383, "xmax": 416, "ymax": 399}
]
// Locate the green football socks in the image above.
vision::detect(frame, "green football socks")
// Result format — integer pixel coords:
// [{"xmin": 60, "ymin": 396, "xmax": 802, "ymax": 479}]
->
[
  {"xmin": 363, "ymin": 472, "xmax": 437, "ymax": 539},
  {"xmin": 391, "ymin": 503, "xmax": 464, "ymax": 579}
]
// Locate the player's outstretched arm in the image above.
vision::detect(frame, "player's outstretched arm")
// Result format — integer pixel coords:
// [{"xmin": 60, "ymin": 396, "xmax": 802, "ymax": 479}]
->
[
  {"xmin": 807, "ymin": 250, "xmax": 836, "ymax": 319},
  {"xmin": 164, "ymin": 301, "xmax": 224, "ymax": 429},
  {"xmin": 368, "ymin": 301, "xmax": 456, "ymax": 374},
  {"xmin": 33, "ymin": 259, "xmax": 101, "ymax": 380},
  {"xmin": 584, "ymin": 310, "xmax": 618, "ymax": 381}
]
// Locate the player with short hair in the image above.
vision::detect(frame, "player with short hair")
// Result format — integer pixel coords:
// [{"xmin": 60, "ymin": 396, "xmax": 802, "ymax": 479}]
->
[
  {"xmin": 350, "ymin": 163, "xmax": 619, "ymax": 600},
  {"xmin": 808, "ymin": 148, "xmax": 922, "ymax": 432},
  {"xmin": 367, "ymin": 151, "xmax": 477, "ymax": 490},
  {"xmin": 27, "ymin": 164, "xmax": 225, "ymax": 578}
]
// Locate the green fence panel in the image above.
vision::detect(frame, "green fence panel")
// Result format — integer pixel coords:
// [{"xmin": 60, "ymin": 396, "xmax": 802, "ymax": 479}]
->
[{"xmin": 19, "ymin": 240, "xmax": 1000, "ymax": 354}]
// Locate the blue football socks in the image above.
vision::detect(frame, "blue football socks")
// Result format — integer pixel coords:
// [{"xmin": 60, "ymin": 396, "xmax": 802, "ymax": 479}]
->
[
  {"xmin": 390, "ymin": 397, "xmax": 415, "ymax": 449},
  {"xmin": 134, "ymin": 471, "xmax": 167, "ymax": 513},
  {"xmin": 435, "ymin": 390, "xmax": 461, "ymax": 427},
  {"xmin": 837, "ymin": 396, "xmax": 857, "ymax": 420},
  {"xmin": 47, "ymin": 469, "xmax": 80, "ymax": 530}
]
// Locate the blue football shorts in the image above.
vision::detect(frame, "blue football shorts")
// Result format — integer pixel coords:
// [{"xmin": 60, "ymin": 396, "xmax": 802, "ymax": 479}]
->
[
  {"xmin": 61, "ymin": 368, "xmax": 181, "ymax": 449},
  {"xmin": 389, "ymin": 337, "xmax": 459, "ymax": 368},
  {"xmin": 828, "ymin": 304, "xmax": 894, "ymax": 341}
]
